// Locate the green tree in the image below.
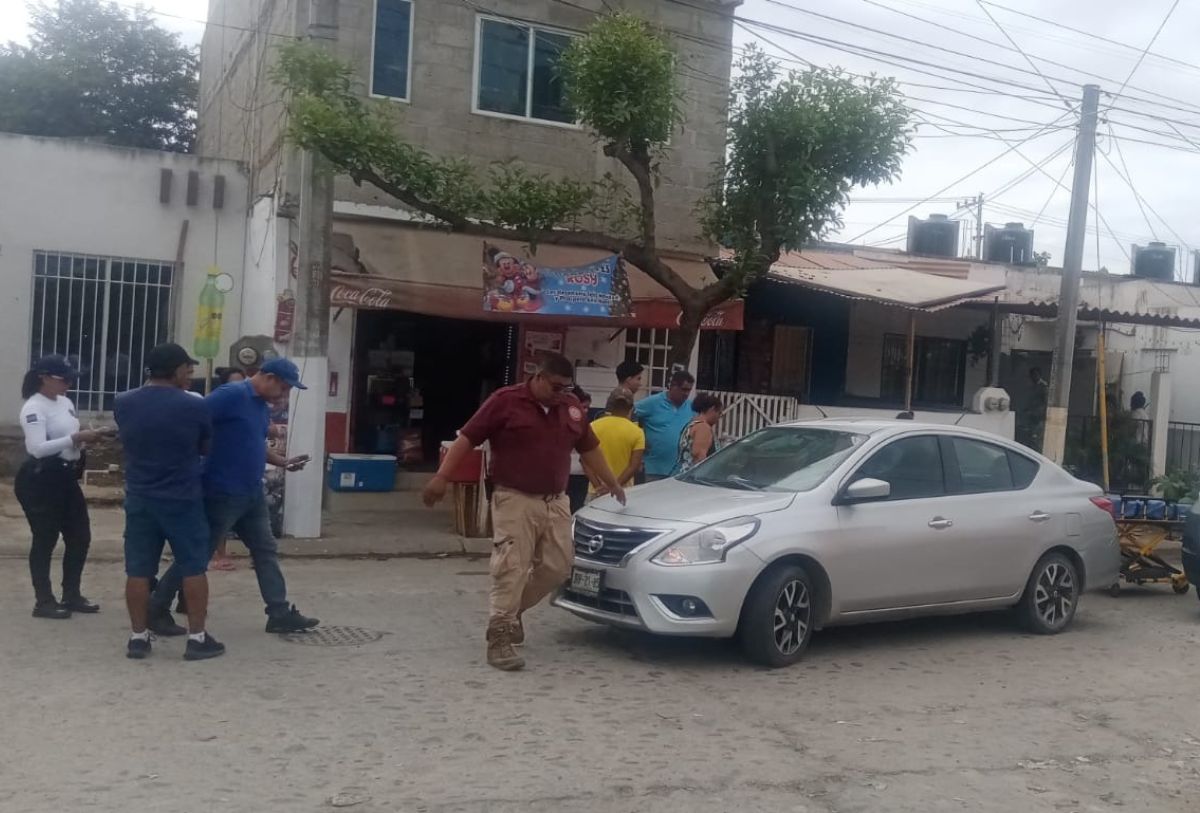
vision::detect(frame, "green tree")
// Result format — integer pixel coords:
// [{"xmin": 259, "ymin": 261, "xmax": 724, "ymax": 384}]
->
[
  {"xmin": 274, "ymin": 14, "xmax": 911, "ymax": 364},
  {"xmin": 0, "ymin": 0, "xmax": 198, "ymax": 151}
]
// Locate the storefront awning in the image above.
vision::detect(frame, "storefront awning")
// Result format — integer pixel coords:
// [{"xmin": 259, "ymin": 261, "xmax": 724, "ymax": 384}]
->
[
  {"xmin": 329, "ymin": 219, "xmax": 743, "ymax": 330},
  {"xmin": 766, "ymin": 264, "xmax": 1005, "ymax": 311}
]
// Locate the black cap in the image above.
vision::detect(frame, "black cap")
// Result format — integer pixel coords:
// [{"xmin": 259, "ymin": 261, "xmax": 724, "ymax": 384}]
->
[
  {"xmin": 32, "ymin": 355, "xmax": 76, "ymax": 380},
  {"xmin": 146, "ymin": 343, "xmax": 199, "ymax": 376}
]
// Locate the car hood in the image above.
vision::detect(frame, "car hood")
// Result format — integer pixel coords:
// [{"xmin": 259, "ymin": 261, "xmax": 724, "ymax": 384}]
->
[{"xmin": 584, "ymin": 478, "xmax": 796, "ymax": 525}]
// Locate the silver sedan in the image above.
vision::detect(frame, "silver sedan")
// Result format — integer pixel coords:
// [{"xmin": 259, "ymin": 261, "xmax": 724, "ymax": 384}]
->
[{"xmin": 554, "ymin": 419, "xmax": 1121, "ymax": 667}]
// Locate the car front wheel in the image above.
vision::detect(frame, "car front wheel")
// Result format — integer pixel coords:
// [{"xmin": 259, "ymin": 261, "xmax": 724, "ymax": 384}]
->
[
  {"xmin": 739, "ymin": 564, "xmax": 815, "ymax": 667},
  {"xmin": 1018, "ymin": 552, "xmax": 1079, "ymax": 634}
]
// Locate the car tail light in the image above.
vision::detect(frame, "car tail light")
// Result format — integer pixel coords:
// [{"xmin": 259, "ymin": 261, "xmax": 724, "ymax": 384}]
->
[{"xmin": 1090, "ymin": 496, "xmax": 1115, "ymax": 515}]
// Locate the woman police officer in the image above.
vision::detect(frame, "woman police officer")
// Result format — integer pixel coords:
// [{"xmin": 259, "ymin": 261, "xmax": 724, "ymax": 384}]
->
[{"xmin": 15, "ymin": 356, "xmax": 110, "ymax": 619}]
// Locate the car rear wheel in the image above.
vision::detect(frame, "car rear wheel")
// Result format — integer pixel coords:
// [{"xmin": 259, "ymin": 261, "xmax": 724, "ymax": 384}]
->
[
  {"xmin": 1018, "ymin": 552, "xmax": 1079, "ymax": 634},
  {"xmin": 739, "ymin": 564, "xmax": 815, "ymax": 668}
]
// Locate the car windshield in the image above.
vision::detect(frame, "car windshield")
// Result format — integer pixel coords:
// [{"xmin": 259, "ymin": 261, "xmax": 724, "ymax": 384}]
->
[{"xmin": 678, "ymin": 427, "xmax": 867, "ymax": 492}]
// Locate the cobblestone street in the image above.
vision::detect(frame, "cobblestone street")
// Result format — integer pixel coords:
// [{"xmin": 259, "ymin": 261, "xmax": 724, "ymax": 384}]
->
[{"xmin": 2, "ymin": 556, "xmax": 1199, "ymax": 812}]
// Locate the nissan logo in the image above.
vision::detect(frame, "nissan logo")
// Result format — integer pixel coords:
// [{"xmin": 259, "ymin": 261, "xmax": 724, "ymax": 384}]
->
[{"xmin": 582, "ymin": 534, "xmax": 605, "ymax": 555}]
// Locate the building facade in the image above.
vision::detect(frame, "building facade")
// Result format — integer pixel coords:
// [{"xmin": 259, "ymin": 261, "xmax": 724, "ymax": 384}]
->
[
  {"xmin": 195, "ymin": 0, "xmax": 742, "ymax": 490},
  {"xmin": 0, "ymin": 133, "xmax": 249, "ymax": 472}
]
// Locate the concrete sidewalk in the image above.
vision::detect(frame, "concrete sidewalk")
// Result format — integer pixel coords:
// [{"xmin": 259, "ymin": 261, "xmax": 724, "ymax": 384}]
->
[{"xmin": 0, "ymin": 478, "xmax": 487, "ymax": 560}]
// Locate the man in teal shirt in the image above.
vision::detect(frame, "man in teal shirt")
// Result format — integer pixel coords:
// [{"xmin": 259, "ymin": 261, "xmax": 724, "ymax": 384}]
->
[{"xmin": 634, "ymin": 369, "xmax": 695, "ymax": 480}]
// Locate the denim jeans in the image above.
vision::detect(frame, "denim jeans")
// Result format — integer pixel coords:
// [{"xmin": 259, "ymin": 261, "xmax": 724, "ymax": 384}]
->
[
  {"xmin": 123, "ymin": 494, "xmax": 209, "ymax": 578},
  {"xmin": 152, "ymin": 492, "xmax": 290, "ymax": 617}
]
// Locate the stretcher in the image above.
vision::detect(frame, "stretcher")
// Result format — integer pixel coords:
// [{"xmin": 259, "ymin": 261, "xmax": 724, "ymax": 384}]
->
[{"xmin": 1108, "ymin": 495, "xmax": 1191, "ymax": 596}]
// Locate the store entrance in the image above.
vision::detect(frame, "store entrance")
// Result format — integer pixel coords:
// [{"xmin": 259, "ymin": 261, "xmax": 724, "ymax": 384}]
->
[{"xmin": 351, "ymin": 310, "xmax": 514, "ymax": 468}]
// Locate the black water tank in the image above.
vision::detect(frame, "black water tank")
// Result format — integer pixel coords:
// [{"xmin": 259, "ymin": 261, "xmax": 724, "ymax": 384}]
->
[
  {"xmin": 906, "ymin": 214, "xmax": 959, "ymax": 258},
  {"xmin": 1132, "ymin": 242, "xmax": 1176, "ymax": 281},
  {"xmin": 984, "ymin": 222, "xmax": 1036, "ymax": 264}
]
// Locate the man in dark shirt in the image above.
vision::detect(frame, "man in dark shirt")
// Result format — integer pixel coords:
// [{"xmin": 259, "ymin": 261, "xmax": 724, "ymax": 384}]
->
[
  {"xmin": 424, "ymin": 352, "xmax": 626, "ymax": 671},
  {"xmin": 149, "ymin": 358, "xmax": 319, "ymax": 636},
  {"xmin": 114, "ymin": 343, "xmax": 224, "ymax": 660}
]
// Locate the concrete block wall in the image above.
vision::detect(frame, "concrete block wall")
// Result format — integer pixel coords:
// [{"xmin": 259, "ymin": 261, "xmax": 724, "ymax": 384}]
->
[{"xmin": 198, "ymin": 0, "xmax": 734, "ymax": 257}]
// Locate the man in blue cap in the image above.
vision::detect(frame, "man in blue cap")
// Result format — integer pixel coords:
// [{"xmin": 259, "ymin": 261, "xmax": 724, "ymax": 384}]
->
[{"xmin": 149, "ymin": 358, "xmax": 319, "ymax": 635}]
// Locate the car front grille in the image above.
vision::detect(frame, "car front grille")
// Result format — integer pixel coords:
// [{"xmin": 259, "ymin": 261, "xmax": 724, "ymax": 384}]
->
[
  {"xmin": 572, "ymin": 518, "xmax": 664, "ymax": 565},
  {"xmin": 560, "ymin": 586, "xmax": 638, "ymax": 617}
]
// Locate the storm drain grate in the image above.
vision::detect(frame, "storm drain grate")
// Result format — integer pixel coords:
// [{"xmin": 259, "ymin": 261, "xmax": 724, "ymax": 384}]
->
[{"xmin": 279, "ymin": 625, "xmax": 385, "ymax": 647}]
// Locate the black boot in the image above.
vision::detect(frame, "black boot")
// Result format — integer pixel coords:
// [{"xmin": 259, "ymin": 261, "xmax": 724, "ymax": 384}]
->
[
  {"xmin": 265, "ymin": 605, "xmax": 320, "ymax": 633},
  {"xmin": 61, "ymin": 594, "xmax": 100, "ymax": 613},
  {"xmin": 32, "ymin": 598, "xmax": 71, "ymax": 620}
]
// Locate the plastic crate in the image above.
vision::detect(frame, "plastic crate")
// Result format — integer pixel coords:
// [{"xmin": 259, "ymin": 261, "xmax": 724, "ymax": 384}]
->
[{"xmin": 326, "ymin": 454, "xmax": 397, "ymax": 492}]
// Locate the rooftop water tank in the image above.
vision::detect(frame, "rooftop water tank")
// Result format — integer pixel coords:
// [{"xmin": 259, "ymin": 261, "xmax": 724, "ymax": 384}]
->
[
  {"xmin": 906, "ymin": 214, "xmax": 959, "ymax": 258},
  {"xmin": 1132, "ymin": 242, "xmax": 1176, "ymax": 281},
  {"xmin": 984, "ymin": 222, "xmax": 1035, "ymax": 265}
]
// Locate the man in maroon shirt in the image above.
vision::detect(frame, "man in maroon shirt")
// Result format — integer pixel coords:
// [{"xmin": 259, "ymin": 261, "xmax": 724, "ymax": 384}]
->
[{"xmin": 423, "ymin": 352, "xmax": 626, "ymax": 671}]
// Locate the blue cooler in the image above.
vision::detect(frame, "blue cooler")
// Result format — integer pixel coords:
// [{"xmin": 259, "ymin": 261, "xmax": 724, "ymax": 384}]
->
[{"xmin": 327, "ymin": 454, "xmax": 397, "ymax": 492}]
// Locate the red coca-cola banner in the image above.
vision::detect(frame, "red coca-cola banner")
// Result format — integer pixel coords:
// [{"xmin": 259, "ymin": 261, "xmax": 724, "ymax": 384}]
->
[{"xmin": 329, "ymin": 273, "xmax": 743, "ymax": 331}]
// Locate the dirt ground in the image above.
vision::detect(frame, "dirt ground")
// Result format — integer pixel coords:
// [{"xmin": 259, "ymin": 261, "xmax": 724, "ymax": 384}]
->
[{"xmin": 1, "ymin": 556, "xmax": 1199, "ymax": 812}]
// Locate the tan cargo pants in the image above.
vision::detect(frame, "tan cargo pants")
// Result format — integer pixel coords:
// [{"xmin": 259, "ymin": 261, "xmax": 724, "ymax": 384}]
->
[{"xmin": 488, "ymin": 487, "xmax": 573, "ymax": 625}]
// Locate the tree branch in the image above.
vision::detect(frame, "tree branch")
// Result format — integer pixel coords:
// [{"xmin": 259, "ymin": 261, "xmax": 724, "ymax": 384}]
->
[
  {"xmin": 355, "ymin": 166, "xmax": 627, "ymax": 254},
  {"xmin": 605, "ymin": 142, "xmax": 657, "ymax": 256}
]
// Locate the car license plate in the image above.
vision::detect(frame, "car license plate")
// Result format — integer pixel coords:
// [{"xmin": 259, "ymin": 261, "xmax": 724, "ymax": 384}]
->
[{"xmin": 570, "ymin": 567, "xmax": 603, "ymax": 598}]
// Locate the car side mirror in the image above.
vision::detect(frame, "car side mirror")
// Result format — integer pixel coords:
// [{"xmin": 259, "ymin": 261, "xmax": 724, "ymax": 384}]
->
[{"xmin": 840, "ymin": 477, "xmax": 891, "ymax": 504}]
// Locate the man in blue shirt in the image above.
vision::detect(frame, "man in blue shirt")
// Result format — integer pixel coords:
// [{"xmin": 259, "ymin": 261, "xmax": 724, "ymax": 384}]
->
[
  {"xmin": 149, "ymin": 358, "xmax": 319, "ymax": 635},
  {"xmin": 634, "ymin": 369, "xmax": 695, "ymax": 480},
  {"xmin": 114, "ymin": 343, "xmax": 224, "ymax": 660}
]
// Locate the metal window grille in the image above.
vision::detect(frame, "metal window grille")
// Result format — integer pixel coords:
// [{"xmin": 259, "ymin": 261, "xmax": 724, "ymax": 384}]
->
[
  {"xmin": 30, "ymin": 251, "xmax": 175, "ymax": 413},
  {"xmin": 624, "ymin": 327, "xmax": 677, "ymax": 392}
]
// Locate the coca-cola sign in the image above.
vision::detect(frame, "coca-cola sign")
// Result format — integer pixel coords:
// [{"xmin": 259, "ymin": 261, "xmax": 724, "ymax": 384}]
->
[{"xmin": 331, "ymin": 282, "xmax": 394, "ymax": 309}]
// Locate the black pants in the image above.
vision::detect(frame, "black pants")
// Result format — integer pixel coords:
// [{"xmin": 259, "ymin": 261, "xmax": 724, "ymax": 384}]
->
[
  {"xmin": 14, "ymin": 459, "xmax": 91, "ymax": 603},
  {"xmin": 567, "ymin": 475, "xmax": 590, "ymax": 514}
]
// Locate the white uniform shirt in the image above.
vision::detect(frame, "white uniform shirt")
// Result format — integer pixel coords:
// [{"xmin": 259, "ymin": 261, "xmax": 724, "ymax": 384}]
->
[{"xmin": 19, "ymin": 393, "xmax": 81, "ymax": 461}]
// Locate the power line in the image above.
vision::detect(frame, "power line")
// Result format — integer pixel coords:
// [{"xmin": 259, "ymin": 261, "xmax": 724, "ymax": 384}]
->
[
  {"xmin": 845, "ymin": 117, "xmax": 1073, "ymax": 243},
  {"xmin": 738, "ymin": 0, "xmax": 1200, "ymax": 120},
  {"xmin": 972, "ymin": 0, "xmax": 1073, "ymax": 108},
  {"xmin": 1109, "ymin": 0, "xmax": 1182, "ymax": 108},
  {"xmin": 978, "ymin": 0, "xmax": 1200, "ymax": 76},
  {"xmin": 107, "ymin": 0, "xmax": 299, "ymax": 40}
]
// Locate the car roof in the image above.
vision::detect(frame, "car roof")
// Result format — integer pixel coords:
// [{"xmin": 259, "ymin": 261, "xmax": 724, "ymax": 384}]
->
[{"xmin": 776, "ymin": 417, "xmax": 1020, "ymax": 444}]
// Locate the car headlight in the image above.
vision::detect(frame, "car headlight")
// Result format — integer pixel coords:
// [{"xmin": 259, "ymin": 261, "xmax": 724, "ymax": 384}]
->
[{"xmin": 652, "ymin": 517, "xmax": 760, "ymax": 566}]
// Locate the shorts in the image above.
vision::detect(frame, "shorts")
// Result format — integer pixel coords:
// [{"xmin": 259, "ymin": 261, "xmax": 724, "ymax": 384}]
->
[{"xmin": 123, "ymin": 494, "xmax": 210, "ymax": 578}]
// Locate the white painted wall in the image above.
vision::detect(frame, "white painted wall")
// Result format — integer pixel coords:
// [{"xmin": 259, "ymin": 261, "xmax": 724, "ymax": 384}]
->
[
  {"xmin": 240, "ymin": 194, "xmax": 284, "ymax": 338},
  {"xmin": 0, "ymin": 134, "xmax": 248, "ymax": 421},
  {"xmin": 844, "ymin": 301, "xmax": 991, "ymax": 406},
  {"xmin": 794, "ymin": 403, "xmax": 1015, "ymax": 440}
]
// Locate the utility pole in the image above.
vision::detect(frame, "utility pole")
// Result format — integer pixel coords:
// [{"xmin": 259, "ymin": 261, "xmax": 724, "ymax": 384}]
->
[
  {"xmin": 957, "ymin": 192, "xmax": 985, "ymax": 259},
  {"xmin": 284, "ymin": 0, "xmax": 338, "ymax": 539},
  {"xmin": 1042, "ymin": 84, "xmax": 1101, "ymax": 464}
]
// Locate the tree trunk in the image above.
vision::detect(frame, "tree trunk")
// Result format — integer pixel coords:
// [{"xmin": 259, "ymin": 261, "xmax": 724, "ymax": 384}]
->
[{"xmin": 669, "ymin": 303, "xmax": 707, "ymax": 370}]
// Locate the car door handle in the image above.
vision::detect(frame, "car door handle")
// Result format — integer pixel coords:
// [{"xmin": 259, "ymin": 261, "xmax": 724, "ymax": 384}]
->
[
  {"xmin": 1028, "ymin": 511, "xmax": 1051, "ymax": 523},
  {"xmin": 928, "ymin": 517, "xmax": 953, "ymax": 530}
]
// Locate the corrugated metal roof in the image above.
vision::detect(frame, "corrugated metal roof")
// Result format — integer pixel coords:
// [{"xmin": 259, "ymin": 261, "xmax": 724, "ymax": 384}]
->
[
  {"xmin": 980, "ymin": 267, "xmax": 1200, "ymax": 328},
  {"xmin": 767, "ymin": 264, "xmax": 1005, "ymax": 311}
]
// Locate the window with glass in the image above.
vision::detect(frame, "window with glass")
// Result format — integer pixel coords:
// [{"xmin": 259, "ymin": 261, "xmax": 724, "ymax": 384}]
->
[
  {"xmin": 679, "ymin": 427, "xmax": 867, "ymax": 493},
  {"xmin": 624, "ymin": 327, "xmax": 677, "ymax": 392},
  {"xmin": 30, "ymin": 251, "xmax": 175, "ymax": 413},
  {"xmin": 371, "ymin": 0, "xmax": 413, "ymax": 100},
  {"xmin": 854, "ymin": 436, "xmax": 946, "ymax": 500},
  {"xmin": 476, "ymin": 17, "xmax": 575, "ymax": 124},
  {"xmin": 880, "ymin": 333, "xmax": 967, "ymax": 406},
  {"xmin": 950, "ymin": 437, "xmax": 1040, "ymax": 493}
]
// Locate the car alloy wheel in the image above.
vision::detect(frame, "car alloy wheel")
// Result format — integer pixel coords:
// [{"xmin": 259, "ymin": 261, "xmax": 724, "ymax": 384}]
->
[
  {"xmin": 740, "ymin": 564, "xmax": 816, "ymax": 667},
  {"xmin": 1033, "ymin": 559, "xmax": 1075, "ymax": 631},
  {"xmin": 773, "ymin": 579, "xmax": 811, "ymax": 656}
]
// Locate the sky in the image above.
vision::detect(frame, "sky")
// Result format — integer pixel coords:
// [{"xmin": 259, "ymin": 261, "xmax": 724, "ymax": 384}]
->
[{"xmin": 2, "ymin": 0, "xmax": 1197, "ymax": 277}]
